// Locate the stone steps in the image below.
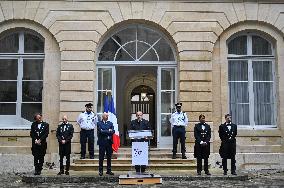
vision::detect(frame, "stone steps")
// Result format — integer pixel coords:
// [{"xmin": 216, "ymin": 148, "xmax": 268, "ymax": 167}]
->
[
  {"xmin": 70, "ymin": 148, "xmax": 197, "ymax": 171},
  {"xmin": 70, "ymin": 163, "xmax": 197, "ymax": 171},
  {"xmin": 79, "ymin": 152, "xmax": 192, "ymax": 159},
  {"xmin": 74, "ymin": 158, "xmax": 195, "ymax": 164}
]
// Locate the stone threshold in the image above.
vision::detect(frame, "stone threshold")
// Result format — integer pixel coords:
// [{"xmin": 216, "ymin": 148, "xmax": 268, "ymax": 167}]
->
[{"xmin": 22, "ymin": 174, "xmax": 249, "ymax": 183}]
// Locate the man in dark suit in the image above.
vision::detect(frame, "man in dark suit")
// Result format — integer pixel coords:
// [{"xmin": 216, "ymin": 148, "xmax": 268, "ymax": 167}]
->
[
  {"xmin": 130, "ymin": 111, "xmax": 150, "ymax": 174},
  {"xmin": 56, "ymin": 115, "xmax": 74, "ymax": 175},
  {"xmin": 30, "ymin": 113, "xmax": 49, "ymax": 175},
  {"xmin": 219, "ymin": 114, "xmax": 237, "ymax": 175},
  {"xmin": 194, "ymin": 114, "xmax": 211, "ymax": 175},
  {"xmin": 97, "ymin": 112, "xmax": 115, "ymax": 176}
]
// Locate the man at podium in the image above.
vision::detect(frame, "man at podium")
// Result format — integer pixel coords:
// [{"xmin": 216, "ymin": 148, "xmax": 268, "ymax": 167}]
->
[{"xmin": 130, "ymin": 111, "xmax": 150, "ymax": 173}]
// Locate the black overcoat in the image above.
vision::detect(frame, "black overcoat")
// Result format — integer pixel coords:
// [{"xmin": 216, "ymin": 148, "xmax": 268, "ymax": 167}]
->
[
  {"xmin": 218, "ymin": 123, "xmax": 237, "ymax": 159},
  {"xmin": 56, "ymin": 123, "xmax": 74, "ymax": 156},
  {"xmin": 30, "ymin": 121, "xmax": 49, "ymax": 156},
  {"xmin": 194, "ymin": 123, "xmax": 211, "ymax": 159}
]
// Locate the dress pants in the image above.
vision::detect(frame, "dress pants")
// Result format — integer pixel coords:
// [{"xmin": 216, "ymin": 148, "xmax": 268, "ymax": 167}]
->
[
  {"xmin": 197, "ymin": 158, "xmax": 209, "ymax": 172},
  {"xmin": 80, "ymin": 129, "xmax": 94, "ymax": 157},
  {"xmin": 34, "ymin": 154, "xmax": 44, "ymax": 173},
  {"xmin": 59, "ymin": 154, "xmax": 70, "ymax": 172},
  {"xmin": 222, "ymin": 157, "xmax": 236, "ymax": 172},
  {"xmin": 99, "ymin": 141, "xmax": 112, "ymax": 173},
  {"xmin": 172, "ymin": 126, "xmax": 186, "ymax": 155}
]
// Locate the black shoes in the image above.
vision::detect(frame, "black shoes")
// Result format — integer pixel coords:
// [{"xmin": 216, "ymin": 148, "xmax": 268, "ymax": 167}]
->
[
  {"xmin": 34, "ymin": 171, "xmax": 40, "ymax": 175},
  {"xmin": 90, "ymin": 156, "xmax": 94, "ymax": 159},
  {"xmin": 106, "ymin": 171, "xmax": 114, "ymax": 175},
  {"xmin": 57, "ymin": 171, "xmax": 64, "ymax": 175},
  {"xmin": 34, "ymin": 171, "xmax": 41, "ymax": 175},
  {"xmin": 80, "ymin": 155, "xmax": 85, "ymax": 159},
  {"xmin": 205, "ymin": 171, "xmax": 211, "ymax": 175},
  {"xmin": 99, "ymin": 171, "xmax": 114, "ymax": 176},
  {"xmin": 172, "ymin": 154, "xmax": 176, "ymax": 159},
  {"xmin": 197, "ymin": 171, "xmax": 201, "ymax": 175},
  {"xmin": 231, "ymin": 171, "xmax": 237, "ymax": 175},
  {"xmin": 224, "ymin": 171, "xmax": 227, "ymax": 175},
  {"xmin": 182, "ymin": 155, "xmax": 187, "ymax": 159},
  {"xmin": 57, "ymin": 170, "xmax": 69, "ymax": 175}
]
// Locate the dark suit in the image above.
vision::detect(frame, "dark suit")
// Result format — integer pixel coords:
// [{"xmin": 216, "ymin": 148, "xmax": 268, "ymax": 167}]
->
[
  {"xmin": 97, "ymin": 120, "xmax": 115, "ymax": 173},
  {"xmin": 56, "ymin": 123, "xmax": 74, "ymax": 172},
  {"xmin": 219, "ymin": 123, "xmax": 237, "ymax": 173},
  {"xmin": 194, "ymin": 123, "xmax": 211, "ymax": 173},
  {"xmin": 130, "ymin": 119, "xmax": 150, "ymax": 173},
  {"xmin": 30, "ymin": 121, "xmax": 49, "ymax": 174}
]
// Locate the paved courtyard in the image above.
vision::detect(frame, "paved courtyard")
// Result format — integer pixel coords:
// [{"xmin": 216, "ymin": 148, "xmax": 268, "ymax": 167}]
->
[{"xmin": 1, "ymin": 170, "xmax": 284, "ymax": 187}]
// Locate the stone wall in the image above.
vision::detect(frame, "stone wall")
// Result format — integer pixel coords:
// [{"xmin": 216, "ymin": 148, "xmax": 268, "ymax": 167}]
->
[{"xmin": 0, "ymin": 0, "xmax": 283, "ymax": 169}]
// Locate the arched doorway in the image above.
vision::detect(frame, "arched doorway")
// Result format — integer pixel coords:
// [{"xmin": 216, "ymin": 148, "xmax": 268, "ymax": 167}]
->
[{"xmin": 96, "ymin": 23, "xmax": 177, "ymax": 148}]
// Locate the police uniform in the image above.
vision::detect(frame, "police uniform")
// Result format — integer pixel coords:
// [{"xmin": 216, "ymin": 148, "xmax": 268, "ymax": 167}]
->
[
  {"xmin": 56, "ymin": 122, "xmax": 74, "ymax": 175},
  {"xmin": 97, "ymin": 120, "xmax": 115, "ymax": 175},
  {"xmin": 30, "ymin": 121, "xmax": 49, "ymax": 175},
  {"xmin": 77, "ymin": 103, "xmax": 98, "ymax": 159},
  {"xmin": 170, "ymin": 103, "xmax": 188, "ymax": 159},
  {"xmin": 130, "ymin": 118, "xmax": 150, "ymax": 173},
  {"xmin": 219, "ymin": 122, "xmax": 237, "ymax": 175},
  {"xmin": 194, "ymin": 122, "xmax": 211, "ymax": 175}
]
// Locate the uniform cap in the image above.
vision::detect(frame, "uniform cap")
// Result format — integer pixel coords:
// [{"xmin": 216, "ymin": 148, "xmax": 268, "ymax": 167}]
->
[
  {"xmin": 175, "ymin": 102, "xmax": 182, "ymax": 107},
  {"xmin": 85, "ymin": 103, "xmax": 93, "ymax": 107}
]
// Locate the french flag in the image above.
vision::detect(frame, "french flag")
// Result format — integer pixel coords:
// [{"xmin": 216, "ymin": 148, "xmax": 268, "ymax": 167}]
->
[{"xmin": 104, "ymin": 95, "xmax": 120, "ymax": 153}]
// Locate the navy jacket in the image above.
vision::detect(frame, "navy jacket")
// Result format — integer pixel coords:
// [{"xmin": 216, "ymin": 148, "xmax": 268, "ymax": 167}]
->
[{"xmin": 97, "ymin": 120, "xmax": 115, "ymax": 146}]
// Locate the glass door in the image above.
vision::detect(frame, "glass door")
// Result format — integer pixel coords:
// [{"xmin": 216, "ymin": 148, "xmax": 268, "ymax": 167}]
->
[
  {"xmin": 157, "ymin": 67, "xmax": 177, "ymax": 148},
  {"xmin": 96, "ymin": 66, "xmax": 116, "ymax": 115}
]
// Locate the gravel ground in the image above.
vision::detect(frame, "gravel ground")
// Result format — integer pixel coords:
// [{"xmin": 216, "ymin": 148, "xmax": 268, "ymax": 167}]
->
[{"xmin": 1, "ymin": 170, "xmax": 284, "ymax": 188}]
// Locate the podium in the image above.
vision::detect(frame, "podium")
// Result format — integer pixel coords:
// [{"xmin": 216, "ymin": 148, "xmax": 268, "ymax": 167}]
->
[{"xmin": 119, "ymin": 130, "xmax": 162, "ymax": 185}]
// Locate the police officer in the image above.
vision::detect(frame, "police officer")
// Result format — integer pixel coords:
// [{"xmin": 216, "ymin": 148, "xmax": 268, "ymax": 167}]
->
[
  {"xmin": 219, "ymin": 114, "xmax": 237, "ymax": 175},
  {"xmin": 97, "ymin": 112, "xmax": 115, "ymax": 176},
  {"xmin": 130, "ymin": 111, "xmax": 150, "ymax": 174},
  {"xmin": 77, "ymin": 103, "xmax": 98, "ymax": 159},
  {"xmin": 170, "ymin": 102, "xmax": 188, "ymax": 159},
  {"xmin": 194, "ymin": 114, "xmax": 211, "ymax": 175},
  {"xmin": 56, "ymin": 115, "xmax": 74, "ymax": 175},
  {"xmin": 30, "ymin": 113, "xmax": 49, "ymax": 175}
]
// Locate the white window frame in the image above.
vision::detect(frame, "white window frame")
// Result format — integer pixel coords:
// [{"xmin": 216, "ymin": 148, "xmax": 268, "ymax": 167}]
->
[
  {"xmin": 227, "ymin": 33, "xmax": 277, "ymax": 129},
  {"xmin": 96, "ymin": 66, "xmax": 116, "ymax": 117},
  {"xmin": 0, "ymin": 31, "xmax": 44, "ymax": 129}
]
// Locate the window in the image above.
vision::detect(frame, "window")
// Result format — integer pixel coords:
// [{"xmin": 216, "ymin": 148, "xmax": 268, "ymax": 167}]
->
[
  {"xmin": 0, "ymin": 30, "xmax": 44, "ymax": 128},
  {"xmin": 98, "ymin": 25, "xmax": 175, "ymax": 62},
  {"xmin": 227, "ymin": 33, "xmax": 276, "ymax": 128}
]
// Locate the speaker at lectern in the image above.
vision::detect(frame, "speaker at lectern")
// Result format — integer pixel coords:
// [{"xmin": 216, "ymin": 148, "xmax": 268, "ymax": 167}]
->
[
  {"xmin": 128, "ymin": 130, "xmax": 153, "ymax": 172},
  {"xmin": 119, "ymin": 130, "xmax": 162, "ymax": 185}
]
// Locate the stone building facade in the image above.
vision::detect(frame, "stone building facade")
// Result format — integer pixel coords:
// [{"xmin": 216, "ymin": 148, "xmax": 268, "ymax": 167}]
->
[{"xmin": 0, "ymin": 0, "xmax": 283, "ymax": 171}]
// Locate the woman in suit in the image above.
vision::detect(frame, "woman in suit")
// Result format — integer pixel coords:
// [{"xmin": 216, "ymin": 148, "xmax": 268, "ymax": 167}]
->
[{"xmin": 194, "ymin": 114, "xmax": 211, "ymax": 175}]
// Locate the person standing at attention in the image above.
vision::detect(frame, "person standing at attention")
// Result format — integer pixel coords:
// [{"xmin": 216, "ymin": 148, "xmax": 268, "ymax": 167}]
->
[
  {"xmin": 170, "ymin": 102, "xmax": 188, "ymax": 159},
  {"xmin": 77, "ymin": 103, "xmax": 98, "ymax": 159}
]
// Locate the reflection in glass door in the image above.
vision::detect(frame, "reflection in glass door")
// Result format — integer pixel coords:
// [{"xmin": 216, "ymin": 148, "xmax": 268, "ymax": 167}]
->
[
  {"xmin": 96, "ymin": 66, "xmax": 116, "ymax": 115},
  {"xmin": 157, "ymin": 67, "xmax": 176, "ymax": 148}
]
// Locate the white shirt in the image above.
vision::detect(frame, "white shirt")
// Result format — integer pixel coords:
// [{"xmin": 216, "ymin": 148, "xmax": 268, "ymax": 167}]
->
[
  {"xmin": 170, "ymin": 111, "xmax": 189, "ymax": 127},
  {"xmin": 226, "ymin": 122, "xmax": 232, "ymax": 131},
  {"xmin": 37, "ymin": 123, "xmax": 42, "ymax": 129},
  {"xmin": 77, "ymin": 111, "xmax": 98, "ymax": 130}
]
